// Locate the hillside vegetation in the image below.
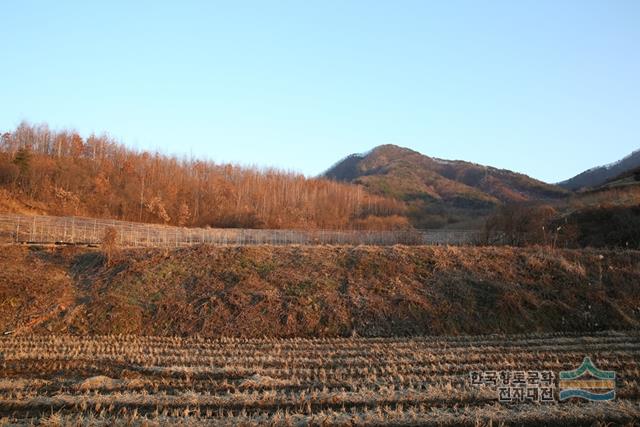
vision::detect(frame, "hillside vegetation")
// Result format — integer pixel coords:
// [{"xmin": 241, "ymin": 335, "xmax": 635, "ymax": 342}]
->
[
  {"xmin": 0, "ymin": 122, "xmax": 406, "ymax": 230},
  {"xmin": 325, "ymin": 145, "xmax": 568, "ymax": 228},
  {"xmin": 601, "ymin": 165, "xmax": 640, "ymax": 189},
  {"xmin": 553, "ymin": 166, "xmax": 640, "ymax": 248},
  {"xmin": 559, "ymin": 148, "xmax": 640, "ymax": 191},
  {"xmin": 1, "ymin": 244, "xmax": 638, "ymax": 337}
]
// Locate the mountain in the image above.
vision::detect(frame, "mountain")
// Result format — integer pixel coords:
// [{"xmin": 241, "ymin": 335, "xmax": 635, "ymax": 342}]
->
[
  {"xmin": 324, "ymin": 144, "xmax": 568, "ymax": 228},
  {"xmin": 559, "ymin": 149, "xmax": 640, "ymax": 191},
  {"xmin": 599, "ymin": 165, "xmax": 640, "ymax": 189}
]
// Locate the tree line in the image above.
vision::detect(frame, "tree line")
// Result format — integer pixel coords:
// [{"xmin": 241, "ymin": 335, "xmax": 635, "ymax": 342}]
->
[
  {"xmin": 0, "ymin": 122, "xmax": 408, "ymax": 230},
  {"xmin": 482, "ymin": 195, "xmax": 640, "ymax": 249}
]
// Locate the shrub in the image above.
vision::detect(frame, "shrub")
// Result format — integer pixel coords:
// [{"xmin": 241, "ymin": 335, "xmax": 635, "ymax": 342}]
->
[
  {"xmin": 102, "ymin": 226, "xmax": 119, "ymax": 265},
  {"xmin": 483, "ymin": 203, "xmax": 557, "ymax": 246}
]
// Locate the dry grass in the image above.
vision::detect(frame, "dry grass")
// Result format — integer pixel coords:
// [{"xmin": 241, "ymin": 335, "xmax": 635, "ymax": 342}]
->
[
  {"xmin": 0, "ymin": 188, "xmax": 47, "ymax": 216},
  {"xmin": 0, "ymin": 332, "xmax": 638, "ymax": 425},
  {"xmin": 1, "ymin": 245, "xmax": 639, "ymax": 337}
]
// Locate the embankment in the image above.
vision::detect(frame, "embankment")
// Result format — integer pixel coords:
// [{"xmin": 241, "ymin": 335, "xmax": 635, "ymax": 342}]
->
[{"xmin": 1, "ymin": 245, "xmax": 638, "ymax": 337}]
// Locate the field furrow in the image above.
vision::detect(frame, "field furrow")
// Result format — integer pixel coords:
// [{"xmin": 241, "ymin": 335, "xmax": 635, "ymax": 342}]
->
[{"xmin": 1, "ymin": 332, "xmax": 639, "ymax": 425}]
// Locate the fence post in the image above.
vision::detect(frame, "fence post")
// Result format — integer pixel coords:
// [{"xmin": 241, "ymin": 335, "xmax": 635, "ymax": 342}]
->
[{"xmin": 15, "ymin": 217, "xmax": 20, "ymax": 243}]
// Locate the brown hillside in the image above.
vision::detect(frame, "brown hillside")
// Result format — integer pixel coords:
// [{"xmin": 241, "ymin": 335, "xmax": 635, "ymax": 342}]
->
[
  {"xmin": 1, "ymin": 244, "xmax": 638, "ymax": 337},
  {"xmin": 325, "ymin": 145, "xmax": 568, "ymax": 228},
  {"xmin": 0, "ymin": 122, "xmax": 406, "ymax": 230},
  {"xmin": 540, "ymin": 182, "xmax": 640, "ymax": 249}
]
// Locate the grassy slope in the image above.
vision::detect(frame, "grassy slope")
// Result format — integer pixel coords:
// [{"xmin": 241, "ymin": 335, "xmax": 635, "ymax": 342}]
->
[
  {"xmin": 0, "ymin": 189, "xmax": 47, "ymax": 216},
  {"xmin": 1, "ymin": 244, "xmax": 639, "ymax": 337}
]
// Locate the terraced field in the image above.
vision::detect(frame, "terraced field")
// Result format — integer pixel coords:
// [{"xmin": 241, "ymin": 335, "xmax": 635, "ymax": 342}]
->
[{"xmin": 1, "ymin": 332, "xmax": 639, "ymax": 426}]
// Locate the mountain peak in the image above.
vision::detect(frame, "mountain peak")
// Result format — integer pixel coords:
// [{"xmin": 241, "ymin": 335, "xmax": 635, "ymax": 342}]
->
[
  {"xmin": 324, "ymin": 145, "xmax": 568, "ymax": 228},
  {"xmin": 368, "ymin": 144, "xmax": 420, "ymax": 157}
]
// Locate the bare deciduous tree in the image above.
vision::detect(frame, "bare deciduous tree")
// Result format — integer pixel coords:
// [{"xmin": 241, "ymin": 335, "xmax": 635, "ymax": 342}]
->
[{"xmin": 0, "ymin": 121, "xmax": 406, "ymax": 231}]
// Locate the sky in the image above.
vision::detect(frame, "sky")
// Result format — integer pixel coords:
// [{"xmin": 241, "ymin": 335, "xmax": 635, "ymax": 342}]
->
[{"xmin": 1, "ymin": 1, "xmax": 639, "ymax": 183}]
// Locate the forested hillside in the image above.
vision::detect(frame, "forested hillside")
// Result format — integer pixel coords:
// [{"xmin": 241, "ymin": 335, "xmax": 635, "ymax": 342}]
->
[
  {"xmin": 0, "ymin": 122, "xmax": 406, "ymax": 229},
  {"xmin": 325, "ymin": 145, "xmax": 568, "ymax": 228},
  {"xmin": 559, "ymin": 148, "xmax": 640, "ymax": 190}
]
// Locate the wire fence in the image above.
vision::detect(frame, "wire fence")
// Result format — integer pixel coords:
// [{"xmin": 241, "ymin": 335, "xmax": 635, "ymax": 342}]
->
[{"xmin": 0, "ymin": 213, "xmax": 485, "ymax": 247}]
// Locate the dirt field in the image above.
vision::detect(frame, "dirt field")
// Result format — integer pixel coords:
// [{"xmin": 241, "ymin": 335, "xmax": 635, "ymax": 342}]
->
[{"xmin": 1, "ymin": 332, "xmax": 639, "ymax": 426}]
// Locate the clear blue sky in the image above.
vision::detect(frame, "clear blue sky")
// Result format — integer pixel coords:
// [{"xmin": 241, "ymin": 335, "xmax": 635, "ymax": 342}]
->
[{"xmin": 1, "ymin": 1, "xmax": 638, "ymax": 183}]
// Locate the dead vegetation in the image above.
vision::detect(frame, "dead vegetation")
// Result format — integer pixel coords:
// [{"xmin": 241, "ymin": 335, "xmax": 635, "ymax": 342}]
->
[
  {"xmin": 1, "ymin": 245, "xmax": 639, "ymax": 337},
  {"xmin": 0, "ymin": 332, "xmax": 638, "ymax": 425},
  {"xmin": 100, "ymin": 226, "xmax": 118, "ymax": 266},
  {"xmin": 0, "ymin": 122, "xmax": 405, "ymax": 230},
  {"xmin": 1, "ymin": 237, "xmax": 638, "ymax": 426},
  {"xmin": 482, "ymin": 185, "xmax": 640, "ymax": 249}
]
